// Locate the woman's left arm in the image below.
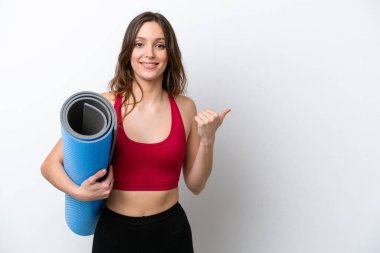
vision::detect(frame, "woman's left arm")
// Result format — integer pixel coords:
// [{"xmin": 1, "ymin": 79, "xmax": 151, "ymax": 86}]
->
[{"xmin": 182, "ymin": 98, "xmax": 231, "ymax": 195}]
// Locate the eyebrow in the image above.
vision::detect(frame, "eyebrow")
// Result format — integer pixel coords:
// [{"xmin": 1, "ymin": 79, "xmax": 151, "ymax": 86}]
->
[{"xmin": 135, "ymin": 37, "xmax": 166, "ymax": 41}]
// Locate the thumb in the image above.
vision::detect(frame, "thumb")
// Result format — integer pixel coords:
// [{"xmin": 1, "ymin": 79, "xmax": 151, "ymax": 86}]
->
[{"xmin": 219, "ymin": 108, "xmax": 231, "ymax": 122}]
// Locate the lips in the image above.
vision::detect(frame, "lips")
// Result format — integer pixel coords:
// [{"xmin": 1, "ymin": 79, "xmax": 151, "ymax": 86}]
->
[{"xmin": 140, "ymin": 62, "xmax": 159, "ymax": 69}]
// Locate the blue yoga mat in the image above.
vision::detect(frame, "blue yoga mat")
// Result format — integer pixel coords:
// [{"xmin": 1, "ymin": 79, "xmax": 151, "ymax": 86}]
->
[{"xmin": 60, "ymin": 91, "xmax": 117, "ymax": 236}]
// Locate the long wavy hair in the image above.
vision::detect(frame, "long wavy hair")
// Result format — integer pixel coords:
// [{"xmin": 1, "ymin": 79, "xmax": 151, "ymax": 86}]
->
[{"xmin": 108, "ymin": 11, "xmax": 187, "ymax": 125}]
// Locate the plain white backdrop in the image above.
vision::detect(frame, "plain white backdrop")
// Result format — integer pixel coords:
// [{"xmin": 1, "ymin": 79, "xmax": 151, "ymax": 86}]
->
[{"xmin": 1, "ymin": 0, "xmax": 379, "ymax": 252}]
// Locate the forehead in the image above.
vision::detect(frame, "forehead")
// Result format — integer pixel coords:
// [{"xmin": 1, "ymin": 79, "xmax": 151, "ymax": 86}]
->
[{"xmin": 136, "ymin": 21, "xmax": 165, "ymax": 40}]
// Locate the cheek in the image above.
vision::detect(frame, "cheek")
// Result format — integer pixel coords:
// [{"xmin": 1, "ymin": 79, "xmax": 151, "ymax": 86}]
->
[
  {"xmin": 163, "ymin": 51, "xmax": 168, "ymax": 61},
  {"xmin": 160, "ymin": 52, "xmax": 168, "ymax": 65},
  {"xmin": 162, "ymin": 61, "xmax": 168, "ymax": 70},
  {"xmin": 130, "ymin": 51, "xmax": 141, "ymax": 69},
  {"xmin": 130, "ymin": 50, "xmax": 140, "ymax": 62}
]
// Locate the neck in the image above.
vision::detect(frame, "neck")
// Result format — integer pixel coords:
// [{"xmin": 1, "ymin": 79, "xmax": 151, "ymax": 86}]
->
[{"xmin": 130, "ymin": 76, "xmax": 167, "ymax": 108}]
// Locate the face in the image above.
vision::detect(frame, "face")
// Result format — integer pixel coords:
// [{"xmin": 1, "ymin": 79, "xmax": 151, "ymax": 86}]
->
[{"xmin": 130, "ymin": 21, "xmax": 168, "ymax": 83}]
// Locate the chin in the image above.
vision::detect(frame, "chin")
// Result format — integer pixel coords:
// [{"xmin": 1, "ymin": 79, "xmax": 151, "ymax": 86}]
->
[
  {"xmin": 136, "ymin": 71, "xmax": 165, "ymax": 82},
  {"xmin": 136, "ymin": 74, "xmax": 162, "ymax": 82}
]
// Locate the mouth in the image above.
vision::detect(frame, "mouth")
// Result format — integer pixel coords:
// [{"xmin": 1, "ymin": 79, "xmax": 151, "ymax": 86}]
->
[{"xmin": 140, "ymin": 62, "xmax": 159, "ymax": 69}]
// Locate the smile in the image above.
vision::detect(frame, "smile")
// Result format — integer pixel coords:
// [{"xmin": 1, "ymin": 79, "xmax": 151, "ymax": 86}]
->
[{"xmin": 140, "ymin": 62, "xmax": 159, "ymax": 69}]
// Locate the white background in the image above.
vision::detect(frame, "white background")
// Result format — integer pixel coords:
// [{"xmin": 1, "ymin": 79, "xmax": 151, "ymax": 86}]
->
[{"xmin": 1, "ymin": 0, "xmax": 379, "ymax": 252}]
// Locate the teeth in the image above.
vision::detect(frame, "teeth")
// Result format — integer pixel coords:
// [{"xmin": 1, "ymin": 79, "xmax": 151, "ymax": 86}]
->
[{"xmin": 141, "ymin": 62, "xmax": 157, "ymax": 68}]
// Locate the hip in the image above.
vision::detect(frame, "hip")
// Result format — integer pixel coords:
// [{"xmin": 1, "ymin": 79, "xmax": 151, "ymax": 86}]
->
[{"xmin": 92, "ymin": 201, "xmax": 194, "ymax": 253}]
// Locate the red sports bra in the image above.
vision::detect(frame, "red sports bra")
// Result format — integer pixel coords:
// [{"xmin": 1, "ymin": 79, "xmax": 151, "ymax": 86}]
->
[{"xmin": 111, "ymin": 92, "xmax": 187, "ymax": 191}]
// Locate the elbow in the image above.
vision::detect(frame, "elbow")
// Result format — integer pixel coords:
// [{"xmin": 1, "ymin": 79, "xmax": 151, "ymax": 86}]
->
[
  {"xmin": 191, "ymin": 189, "xmax": 202, "ymax": 195},
  {"xmin": 189, "ymin": 184, "xmax": 205, "ymax": 195},
  {"xmin": 40, "ymin": 160, "xmax": 49, "ymax": 179},
  {"xmin": 184, "ymin": 176, "xmax": 207, "ymax": 195},
  {"xmin": 40, "ymin": 163, "xmax": 47, "ymax": 179}
]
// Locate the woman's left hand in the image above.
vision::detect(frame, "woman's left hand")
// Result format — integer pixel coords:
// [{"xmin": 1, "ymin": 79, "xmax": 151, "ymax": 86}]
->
[{"xmin": 194, "ymin": 108, "xmax": 231, "ymax": 145}]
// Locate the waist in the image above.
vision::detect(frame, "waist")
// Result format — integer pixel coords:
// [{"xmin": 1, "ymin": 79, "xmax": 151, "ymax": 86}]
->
[
  {"xmin": 105, "ymin": 188, "xmax": 179, "ymax": 217},
  {"xmin": 101, "ymin": 201, "xmax": 184, "ymax": 225}
]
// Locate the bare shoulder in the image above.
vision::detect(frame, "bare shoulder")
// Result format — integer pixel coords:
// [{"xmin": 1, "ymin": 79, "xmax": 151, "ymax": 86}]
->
[
  {"xmin": 174, "ymin": 94, "xmax": 197, "ymax": 116},
  {"xmin": 174, "ymin": 94, "xmax": 197, "ymax": 139},
  {"xmin": 99, "ymin": 91, "xmax": 116, "ymax": 106}
]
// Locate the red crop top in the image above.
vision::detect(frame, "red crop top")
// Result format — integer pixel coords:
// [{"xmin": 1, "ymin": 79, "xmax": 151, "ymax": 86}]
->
[{"xmin": 111, "ymin": 92, "xmax": 187, "ymax": 191}]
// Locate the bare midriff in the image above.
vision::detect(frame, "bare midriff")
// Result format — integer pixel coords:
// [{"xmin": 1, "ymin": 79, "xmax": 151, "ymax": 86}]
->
[{"xmin": 105, "ymin": 187, "xmax": 179, "ymax": 217}]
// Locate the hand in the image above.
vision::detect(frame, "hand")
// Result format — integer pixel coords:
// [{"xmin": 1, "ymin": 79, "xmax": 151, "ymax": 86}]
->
[
  {"xmin": 194, "ymin": 108, "xmax": 231, "ymax": 145},
  {"xmin": 74, "ymin": 165, "xmax": 114, "ymax": 201}
]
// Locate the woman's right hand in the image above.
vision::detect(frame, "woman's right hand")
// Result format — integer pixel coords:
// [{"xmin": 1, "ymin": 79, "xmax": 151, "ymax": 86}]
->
[{"xmin": 73, "ymin": 165, "xmax": 114, "ymax": 201}]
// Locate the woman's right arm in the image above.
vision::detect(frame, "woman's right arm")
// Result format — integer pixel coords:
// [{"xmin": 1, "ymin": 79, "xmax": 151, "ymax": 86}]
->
[{"xmin": 40, "ymin": 138, "xmax": 113, "ymax": 201}]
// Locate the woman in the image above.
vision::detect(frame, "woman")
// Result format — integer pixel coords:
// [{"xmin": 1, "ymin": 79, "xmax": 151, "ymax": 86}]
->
[{"xmin": 41, "ymin": 11, "xmax": 231, "ymax": 252}]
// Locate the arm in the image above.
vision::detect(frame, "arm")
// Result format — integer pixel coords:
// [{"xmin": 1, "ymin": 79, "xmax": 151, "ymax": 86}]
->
[
  {"xmin": 40, "ymin": 138, "xmax": 113, "ymax": 201},
  {"xmin": 182, "ymin": 98, "xmax": 230, "ymax": 195},
  {"xmin": 183, "ymin": 139, "xmax": 215, "ymax": 195},
  {"xmin": 40, "ymin": 138, "xmax": 79, "ymax": 197}
]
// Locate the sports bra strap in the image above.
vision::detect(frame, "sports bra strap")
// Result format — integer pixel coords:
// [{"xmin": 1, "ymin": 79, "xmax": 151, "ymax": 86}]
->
[{"xmin": 113, "ymin": 93, "xmax": 123, "ymax": 126}]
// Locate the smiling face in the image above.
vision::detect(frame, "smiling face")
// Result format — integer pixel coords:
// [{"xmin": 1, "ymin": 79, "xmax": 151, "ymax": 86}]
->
[{"xmin": 130, "ymin": 21, "xmax": 168, "ymax": 83}]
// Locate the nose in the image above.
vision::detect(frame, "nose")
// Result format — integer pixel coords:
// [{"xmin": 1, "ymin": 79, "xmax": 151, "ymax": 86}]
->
[{"xmin": 145, "ymin": 45, "xmax": 155, "ymax": 59}]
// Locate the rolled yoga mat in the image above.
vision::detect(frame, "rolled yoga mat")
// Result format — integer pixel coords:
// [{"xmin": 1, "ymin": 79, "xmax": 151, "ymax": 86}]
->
[{"xmin": 60, "ymin": 91, "xmax": 117, "ymax": 236}]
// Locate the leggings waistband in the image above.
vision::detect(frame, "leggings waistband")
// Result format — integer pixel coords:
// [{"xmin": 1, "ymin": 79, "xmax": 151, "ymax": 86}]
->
[{"xmin": 102, "ymin": 202, "xmax": 183, "ymax": 225}]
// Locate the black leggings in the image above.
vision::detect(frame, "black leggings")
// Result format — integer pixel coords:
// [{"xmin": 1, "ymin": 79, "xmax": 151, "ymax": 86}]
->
[{"xmin": 92, "ymin": 202, "xmax": 194, "ymax": 253}]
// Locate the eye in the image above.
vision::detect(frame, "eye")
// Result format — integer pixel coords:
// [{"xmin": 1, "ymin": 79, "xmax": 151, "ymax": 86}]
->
[
  {"xmin": 135, "ymin": 42, "xmax": 143, "ymax": 47},
  {"xmin": 156, "ymin": 43, "xmax": 166, "ymax": 49}
]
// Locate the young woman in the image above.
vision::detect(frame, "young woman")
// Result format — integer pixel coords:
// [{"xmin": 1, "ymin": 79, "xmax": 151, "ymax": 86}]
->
[{"xmin": 41, "ymin": 11, "xmax": 230, "ymax": 252}]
